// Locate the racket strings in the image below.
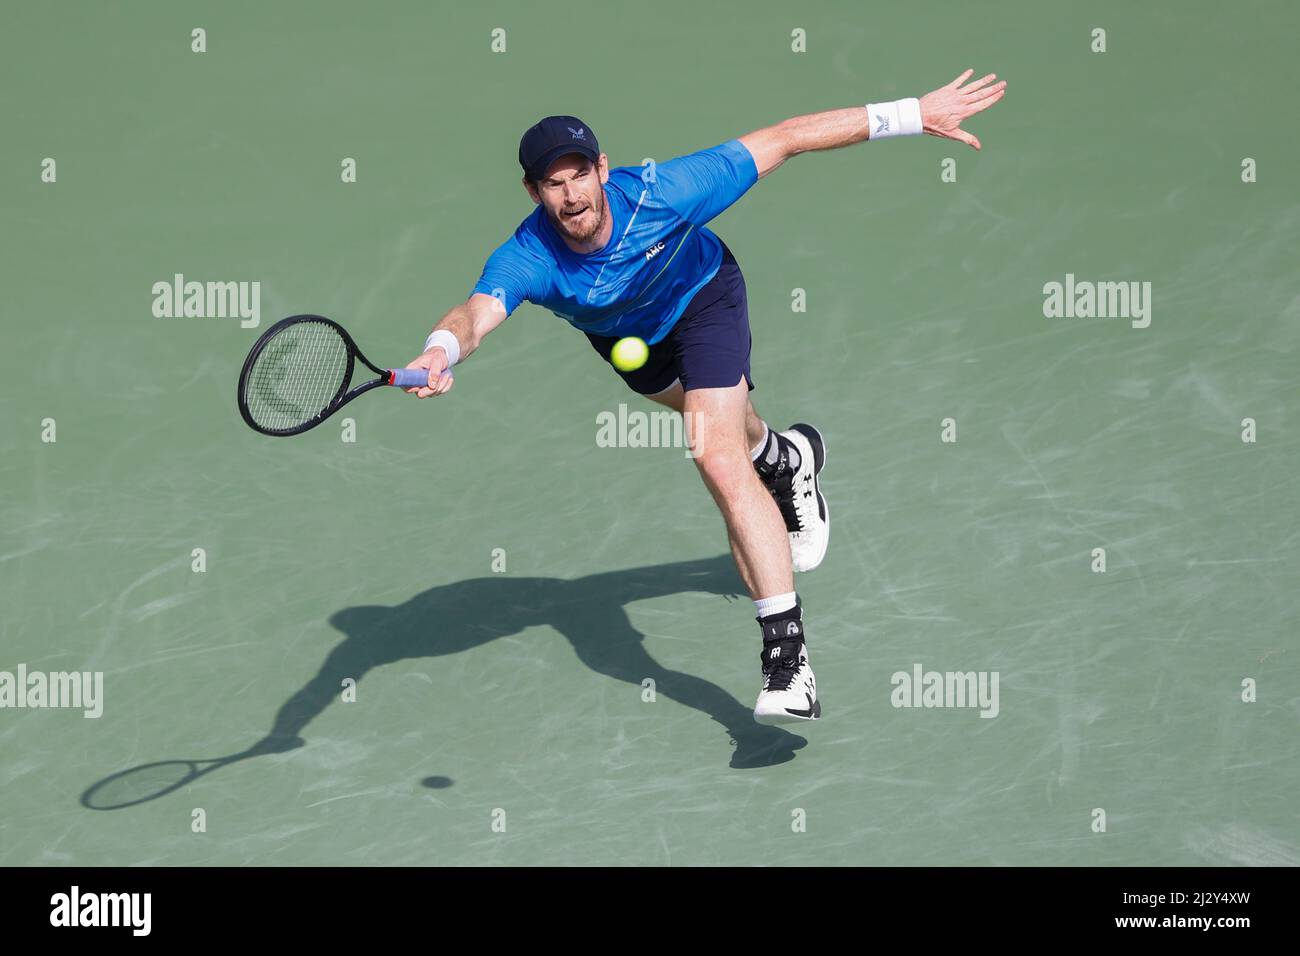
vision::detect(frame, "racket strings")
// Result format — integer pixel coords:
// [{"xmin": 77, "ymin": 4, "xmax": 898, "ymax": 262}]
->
[{"xmin": 244, "ymin": 321, "xmax": 351, "ymax": 431}]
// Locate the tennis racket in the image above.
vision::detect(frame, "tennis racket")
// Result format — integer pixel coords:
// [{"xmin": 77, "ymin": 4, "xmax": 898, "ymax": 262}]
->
[{"xmin": 237, "ymin": 314, "xmax": 445, "ymax": 436}]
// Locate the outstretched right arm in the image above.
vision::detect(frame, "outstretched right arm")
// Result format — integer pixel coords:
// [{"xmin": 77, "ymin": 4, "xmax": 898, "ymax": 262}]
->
[{"xmin": 403, "ymin": 292, "xmax": 509, "ymax": 398}]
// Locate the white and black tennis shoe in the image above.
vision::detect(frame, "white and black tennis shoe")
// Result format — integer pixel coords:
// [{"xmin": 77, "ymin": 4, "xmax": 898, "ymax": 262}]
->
[
  {"xmin": 753, "ymin": 618, "xmax": 821, "ymax": 725},
  {"xmin": 781, "ymin": 424, "xmax": 829, "ymax": 572},
  {"xmin": 754, "ymin": 424, "xmax": 829, "ymax": 572}
]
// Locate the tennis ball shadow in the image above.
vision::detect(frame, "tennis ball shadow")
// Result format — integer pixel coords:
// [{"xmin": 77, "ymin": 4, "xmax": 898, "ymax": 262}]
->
[{"xmin": 80, "ymin": 553, "xmax": 806, "ymax": 811}]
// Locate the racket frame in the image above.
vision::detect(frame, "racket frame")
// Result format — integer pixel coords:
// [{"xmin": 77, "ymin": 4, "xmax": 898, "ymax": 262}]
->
[{"xmin": 237, "ymin": 314, "xmax": 400, "ymax": 437}]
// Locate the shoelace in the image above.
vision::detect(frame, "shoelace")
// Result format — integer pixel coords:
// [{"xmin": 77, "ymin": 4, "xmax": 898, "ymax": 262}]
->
[
  {"xmin": 788, "ymin": 472, "xmax": 816, "ymax": 530},
  {"xmin": 760, "ymin": 644, "xmax": 803, "ymax": 691},
  {"xmin": 756, "ymin": 453, "xmax": 805, "ymax": 533},
  {"xmin": 769, "ymin": 485, "xmax": 802, "ymax": 533}
]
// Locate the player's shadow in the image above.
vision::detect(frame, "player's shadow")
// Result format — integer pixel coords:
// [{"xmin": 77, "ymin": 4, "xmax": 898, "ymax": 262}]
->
[{"xmin": 81, "ymin": 554, "xmax": 806, "ymax": 810}]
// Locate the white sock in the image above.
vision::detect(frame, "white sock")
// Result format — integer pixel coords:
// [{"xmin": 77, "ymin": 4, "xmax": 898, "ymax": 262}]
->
[
  {"xmin": 754, "ymin": 591, "xmax": 797, "ymax": 619},
  {"xmin": 749, "ymin": 423, "xmax": 770, "ymax": 461}
]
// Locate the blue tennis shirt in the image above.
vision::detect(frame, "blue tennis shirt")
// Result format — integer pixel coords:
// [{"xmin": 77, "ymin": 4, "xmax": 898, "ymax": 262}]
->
[{"xmin": 470, "ymin": 139, "xmax": 758, "ymax": 344}]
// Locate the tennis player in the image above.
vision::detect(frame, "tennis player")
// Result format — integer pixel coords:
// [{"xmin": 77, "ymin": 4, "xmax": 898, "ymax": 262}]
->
[{"xmin": 405, "ymin": 70, "xmax": 1006, "ymax": 725}]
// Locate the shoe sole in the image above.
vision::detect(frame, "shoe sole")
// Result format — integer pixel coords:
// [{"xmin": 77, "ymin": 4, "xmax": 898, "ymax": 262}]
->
[
  {"xmin": 787, "ymin": 423, "xmax": 829, "ymax": 572},
  {"xmin": 753, "ymin": 699, "xmax": 822, "ymax": 725}
]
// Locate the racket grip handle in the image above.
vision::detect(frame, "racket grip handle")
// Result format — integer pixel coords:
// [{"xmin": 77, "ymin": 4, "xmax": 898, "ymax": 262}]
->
[{"xmin": 389, "ymin": 368, "xmax": 452, "ymax": 388}]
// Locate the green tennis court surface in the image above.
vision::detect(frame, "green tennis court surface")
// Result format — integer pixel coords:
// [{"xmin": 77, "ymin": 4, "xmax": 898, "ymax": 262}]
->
[{"xmin": 2, "ymin": 0, "xmax": 1297, "ymax": 866}]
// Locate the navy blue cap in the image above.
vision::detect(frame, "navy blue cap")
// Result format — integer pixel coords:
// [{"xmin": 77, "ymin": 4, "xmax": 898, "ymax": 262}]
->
[{"xmin": 519, "ymin": 115, "xmax": 599, "ymax": 181}]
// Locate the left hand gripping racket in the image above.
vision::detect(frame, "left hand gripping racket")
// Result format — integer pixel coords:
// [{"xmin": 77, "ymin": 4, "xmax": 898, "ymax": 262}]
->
[{"xmin": 237, "ymin": 314, "xmax": 443, "ymax": 436}]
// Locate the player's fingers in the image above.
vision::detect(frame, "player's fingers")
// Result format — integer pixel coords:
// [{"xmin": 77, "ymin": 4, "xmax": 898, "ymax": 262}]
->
[
  {"xmin": 963, "ymin": 91, "xmax": 1005, "ymax": 121},
  {"xmin": 947, "ymin": 68, "xmax": 974, "ymax": 89},
  {"xmin": 967, "ymin": 81, "xmax": 1007, "ymax": 108},
  {"xmin": 958, "ymin": 129, "xmax": 982, "ymax": 151},
  {"xmin": 959, "ymin": 72, "xmax": 997, "ymax": 94}
]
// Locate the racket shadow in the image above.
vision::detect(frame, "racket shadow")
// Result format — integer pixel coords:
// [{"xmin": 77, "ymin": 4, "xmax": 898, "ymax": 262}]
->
[{"xmin": 80, "ymin": 554, "xmax": 806, "ymax": 810}]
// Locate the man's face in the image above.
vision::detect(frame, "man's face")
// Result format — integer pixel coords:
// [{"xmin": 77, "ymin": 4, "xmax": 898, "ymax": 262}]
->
[{"xmin": 525, "ymin": 153, "xmax": 609, "ymax": 243}]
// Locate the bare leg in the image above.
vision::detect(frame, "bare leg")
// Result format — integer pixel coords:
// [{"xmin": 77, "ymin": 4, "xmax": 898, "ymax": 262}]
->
[
  {"xmin": 744, "ymin": 400, "xmax": 767, "ymax": 452},
  {"xmin": 647, "ymin": 380, "xmax": 769, "ymax": 453},
  {"xmin": 681, "ymin": 380, "xmax": 793, "ymax": 600}
]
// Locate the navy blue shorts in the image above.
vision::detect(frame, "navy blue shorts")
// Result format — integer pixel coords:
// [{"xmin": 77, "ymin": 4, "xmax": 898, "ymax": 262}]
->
[{"xmin": 586, "ymin": 242, "xmax": 753, "ymax": 395}]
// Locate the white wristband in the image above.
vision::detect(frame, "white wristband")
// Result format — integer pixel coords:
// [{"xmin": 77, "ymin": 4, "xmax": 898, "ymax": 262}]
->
[
  {"xmin": 422, "ymin": 329, "xmax": 461, "ymax": 367},
  {"xmin": 864, "ymin": 97, "xmax": 923, "ymax": 139}
]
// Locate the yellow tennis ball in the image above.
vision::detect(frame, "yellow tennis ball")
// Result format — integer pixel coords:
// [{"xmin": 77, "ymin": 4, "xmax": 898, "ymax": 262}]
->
[{"xmin": 610, "ymin": 336, "xmax": 649, "ymax": 372}]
